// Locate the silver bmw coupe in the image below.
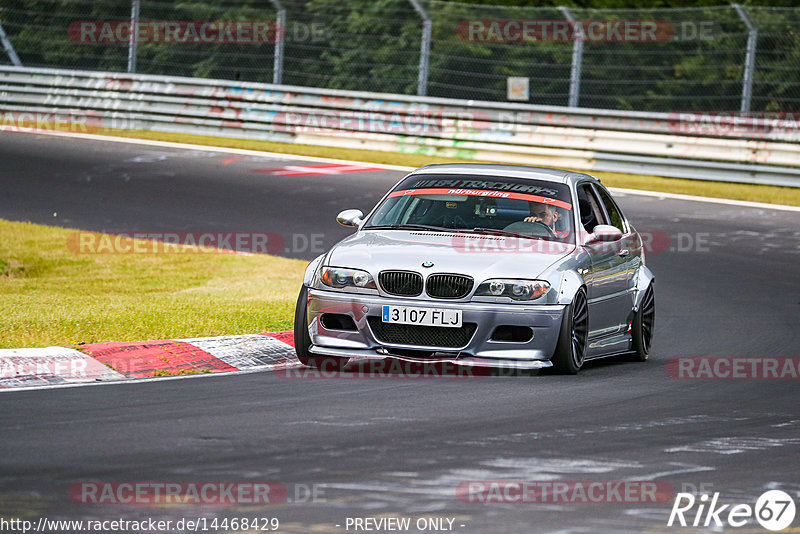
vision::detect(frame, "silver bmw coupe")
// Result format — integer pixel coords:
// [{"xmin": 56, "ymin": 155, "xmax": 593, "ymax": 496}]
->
[{"xmin": 294, "ymin": 164, "xmax": 655, "ymax": 374}]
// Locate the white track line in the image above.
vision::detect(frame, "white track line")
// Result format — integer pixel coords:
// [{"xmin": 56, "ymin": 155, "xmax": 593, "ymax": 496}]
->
[
  {"xmin": 3, "ymin": 128, "xmax": 799, "ymax": 212},
  {"xmin": 608, "ymin": 187, "xmax": 800, "ymax": 213},
  {"xmin": 0, "ymin": 128, "xmax": 414, "ymax": 171}
]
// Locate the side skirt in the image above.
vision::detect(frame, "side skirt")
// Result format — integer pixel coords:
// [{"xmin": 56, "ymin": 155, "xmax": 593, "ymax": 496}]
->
[{"xmin": 584, "ymin": 329, "xmax": 633, "ymax": 360}]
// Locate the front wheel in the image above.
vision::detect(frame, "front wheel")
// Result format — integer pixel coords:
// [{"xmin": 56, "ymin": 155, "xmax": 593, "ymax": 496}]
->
[
  {"xmin": 629, "ymin": 284, "xmax": 655, "ymax": 362},
  {"xmin": 293, "ymin": 285, "xmax": 350, "ymax": 369},
  {"xmin": 551, "ymin": 289, "xmax": 589, "ymax": 375}
]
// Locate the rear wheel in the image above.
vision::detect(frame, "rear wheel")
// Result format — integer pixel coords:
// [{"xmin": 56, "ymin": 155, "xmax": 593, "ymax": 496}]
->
[
  {"xmin": 293, "ymin": 285, "xmax": 349, "ymax": 369},
  {"xmin": 551, "ymin": 289, "xmax": 589, "ymax": 375},
  {"xmin": 630, "ymin": 283, "xmax": 655, "ymax": 362}
]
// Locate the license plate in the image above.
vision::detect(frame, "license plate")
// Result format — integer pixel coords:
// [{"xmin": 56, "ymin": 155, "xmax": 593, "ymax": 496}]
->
[{"xmin": 381, "ymin": 305, "xmax": 462, "ymax": 328}]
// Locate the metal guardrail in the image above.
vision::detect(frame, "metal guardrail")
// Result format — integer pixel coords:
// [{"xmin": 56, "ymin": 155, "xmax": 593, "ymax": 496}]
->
[{"xmin": 1, "ymin": 66, "xmax": 799, "ymax": 187}]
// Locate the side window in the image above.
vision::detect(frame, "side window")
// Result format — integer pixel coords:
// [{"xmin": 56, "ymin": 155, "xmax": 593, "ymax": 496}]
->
[
  {"xmin": 576, "ymin": 184, "xmax": 604, "ymax": 233},
  {"xmin": 595, "ymin": 187, "xmax": 627, "ymax": 233}
]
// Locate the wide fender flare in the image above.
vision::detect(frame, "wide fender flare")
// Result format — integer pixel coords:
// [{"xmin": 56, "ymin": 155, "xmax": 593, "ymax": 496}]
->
[
  {"xmin": 555, "ymin": 270, "xmax": 587, "ymax": 306},
  {"xmin": 632, "ymin": 265, "xmax": 655, "ymax": 312},
  {"xmin": 303, "ymin": 254, "xmax": 325, "ymax": 287}
]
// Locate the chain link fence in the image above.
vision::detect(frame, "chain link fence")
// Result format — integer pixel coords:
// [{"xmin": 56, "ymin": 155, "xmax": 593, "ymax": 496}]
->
[{"xmin": 1, "ymin": 0, "xmax": 798, "ymax": 112}]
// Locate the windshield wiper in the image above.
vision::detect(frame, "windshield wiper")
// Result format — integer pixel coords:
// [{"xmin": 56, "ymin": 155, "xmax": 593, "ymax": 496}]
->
[
  {"xmin": 469, "ymin": 227, "xmax": 545, "ymax": 240},
  {"xmin": 365, "ymin": 224, "xmax": 452, "ymax": 232}
]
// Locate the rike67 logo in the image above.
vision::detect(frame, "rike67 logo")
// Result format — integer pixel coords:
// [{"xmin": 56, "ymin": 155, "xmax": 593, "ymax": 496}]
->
[{"xmin": 668, "ymin": 490, "xmax": 796, "ymax": 531}]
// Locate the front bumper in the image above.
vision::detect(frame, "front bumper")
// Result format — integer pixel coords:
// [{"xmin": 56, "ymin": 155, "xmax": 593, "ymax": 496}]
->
[{"xmin": 306, "ymin": 288, "xmax": 566, "ymax": 370}]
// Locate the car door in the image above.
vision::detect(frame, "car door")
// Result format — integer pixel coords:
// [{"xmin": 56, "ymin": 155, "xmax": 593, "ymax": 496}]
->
[
  {"xmin": 577, "ymin": 182, "xmax": 630, "ymax": 338},
  {"xmin": 593, "ymin": 184, "xmax": 641, "ymax": 294}
]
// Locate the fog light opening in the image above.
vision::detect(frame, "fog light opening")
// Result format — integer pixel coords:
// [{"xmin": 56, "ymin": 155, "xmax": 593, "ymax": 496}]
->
[
  {"xmin": 490, "ymin": 325, "xmax": 533, "ymax": 343},
  {"xmin": 320, "ymin": 313, "xmax": 358, "ymax": 331}
]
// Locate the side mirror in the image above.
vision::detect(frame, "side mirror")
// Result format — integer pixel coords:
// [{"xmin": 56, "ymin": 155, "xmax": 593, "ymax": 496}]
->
[
  {"xmin": 336, "ymin": 209, "xmax": 364, "ymax": 227},
  {"xmin": 587, "ymin": 224, "xmax": 623, "ymax": 244}
]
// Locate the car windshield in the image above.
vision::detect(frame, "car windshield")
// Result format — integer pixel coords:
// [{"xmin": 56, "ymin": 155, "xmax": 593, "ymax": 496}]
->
[{"xmin": 364, "ymin": 173, "xmax": 575, "ymax": 242}]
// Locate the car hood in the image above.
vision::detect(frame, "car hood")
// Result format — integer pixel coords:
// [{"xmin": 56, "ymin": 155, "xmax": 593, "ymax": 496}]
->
[{"xmin": 327, "ymin": 230, "xmax": 574, "ymax": 281}]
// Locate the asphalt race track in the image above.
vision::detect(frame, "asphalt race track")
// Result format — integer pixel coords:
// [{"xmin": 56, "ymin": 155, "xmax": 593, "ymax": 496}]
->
[{"xmin": 1, "ymin": 132, "xmax": 799, "ymax": 533}]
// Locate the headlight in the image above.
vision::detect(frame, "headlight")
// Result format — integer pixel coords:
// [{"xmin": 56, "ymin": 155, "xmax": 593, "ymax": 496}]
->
[
  {"xmin": 475, "ymin": 279, "xmax": 550, "ymax": 301},
  {"xmin": 320, "ymin": 267, "xmax": 377, "ymax": 289}
]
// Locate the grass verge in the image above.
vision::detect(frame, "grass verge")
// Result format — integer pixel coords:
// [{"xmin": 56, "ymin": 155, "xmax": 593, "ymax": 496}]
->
[
  {"xmin": 0, "ymin": 219, "xmax": 304, "ymax": 348},
  {"xmin": 105, "ymin": 129, "xmax": 800, "ymax": 207}
]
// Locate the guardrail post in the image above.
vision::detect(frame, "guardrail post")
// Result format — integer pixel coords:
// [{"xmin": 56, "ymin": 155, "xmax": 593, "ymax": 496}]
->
[
  {"xmin": 408, "ymin": 0, "xmax": 431, "ymax": 96},
  {"xmin": 0, "ymin": 20, "xmax": 22, "ymax": 66},
  {"xmin": 558, "ymin": 6, "xmax": 583, "ymax": 108},
  {"xmin": 733, "ymin": 4, "xmax": 757, "ymax": 113},
  {"xmin": 127, "ymin": 0, "xmax": 140, "ymax": 73},
  {"xmin": 269, "ymin": 0, "xmax": 286, "ymax": 85}
]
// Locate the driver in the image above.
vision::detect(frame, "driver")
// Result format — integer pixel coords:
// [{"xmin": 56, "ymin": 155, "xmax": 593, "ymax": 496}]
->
[
  {"xmin": 525, "ymin": 203, "xmax": 558, "ymax": 228},
  {"xmin": 522, "ymin": 203, "xmax": 569, "ymax": 238}
]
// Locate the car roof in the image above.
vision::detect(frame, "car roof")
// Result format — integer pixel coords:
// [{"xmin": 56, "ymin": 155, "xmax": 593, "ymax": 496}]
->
[{"xmin": 409, "ymin": 163, "xmax": 601, "ymax": 187}]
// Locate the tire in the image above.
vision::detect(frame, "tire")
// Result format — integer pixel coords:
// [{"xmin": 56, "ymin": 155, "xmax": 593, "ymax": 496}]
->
[
  {"xmin": 630, "ymin": 283, "xmax": 655, "ymax": 362},
  {"xmin": 551, "ymin": 288, "xmax": 589, "ymax": 375},
  {"xmin": 293, "ymin": 285, "xmax": 349, "ymax": 369}
]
